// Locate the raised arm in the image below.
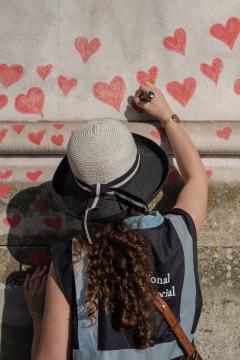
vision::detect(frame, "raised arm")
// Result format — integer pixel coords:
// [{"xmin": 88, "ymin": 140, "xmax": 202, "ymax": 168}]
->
[{"xmin": 133, "ymin": 82, "xmax": 208, "ymax": 237}]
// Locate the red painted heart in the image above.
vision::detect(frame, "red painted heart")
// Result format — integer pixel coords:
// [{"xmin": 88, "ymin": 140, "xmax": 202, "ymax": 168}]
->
[
  {"xmin": 28, "ymin": 130, "xmax": 46, "ymax": 145},
  {"xmin": 150, "ymin": 130, "xmax": 166, "ymax": 141},
  {"xmin": 0, "ymin": 129, "xmax": 8, "ymax": 143},
  {"xmin": 53, "ymin": 123, "xmax": 64, "ymax": 129},
  {"xmin": 167, "ymin": 169, "xmax": 181, "ymax": 183},
  {"xmin": 166, "ymin": 77, "xmax": 196, "ymax": 107},
  {"xmin": 0, "ymin": 170, "xmax": 12, "ymax": 179},
  {"xmin": 36, "ymin": 64, "xmax": 53, "ymax": 80},
  {"xmin": 12, "ymin": 124, "xmax": 25, "ymax": 134},
  {"xmin": 43, "ymin": 216, "xmax": 63, "ymax": 229},
  {"xmin": 27, "ymin": 170, "xmax": 43, "ymax": 182},
  {"xmin": 58, "ymin": 76, "xmax": 77, "ymax": 96},
  {"xmin": 3, "ymin": 213, "xmax": 21, "ymax": 227},
  {"xmin": 0, "ymin": 184, "xmax": 12, "ymax": 197},
  {"xmin": 92, "ymin": 75, "xmax": 126, "ymax": 111},
  {"xmin": 15, "ymin": 87, "xmax": 44, "ymax": 117},
  {"xmin": 33, "ymin": 200, "xmax": 53, "ymax": 212},
  {"xmin": 163, "ymin": 28, "xmax": 186, "ymax": 55},
  {"xmin": 75, "ymin": 36, "xmax": 101, "ymax": 63},
  {"xmin": 28, "ymin": 249, "xmax": 49, "ymax": 267},
  {"xmin": 206, "ymin": 169, "xmax": 213, "ymax": 179},
  {"xmin": 0, "ymin": 64, "xmax": 25, "ymax": 89},
  {"xmin": 0, "ymin": 95, "xmax": 8, "ymax": 109},
  {"xmin": 136, "ymin": 66, "xmax": 158, "ymax": 85},
  {"xmin": 216, "ymin": 127, "xmax": 232, "ymax": 140},
  {"xmin": 51, "ymin": 134, "xmax": 64, "ymax": 146},
  {"xmin": 200, "ymin": 58, "xmax": 223, "ymax": 85},
  {"xmin": 233, "ymin": 79, "xmax": 240, "ymax": 95},
  {"xmin": 210, "ymin": 17, "xmax": 240, "ymax": 49}
]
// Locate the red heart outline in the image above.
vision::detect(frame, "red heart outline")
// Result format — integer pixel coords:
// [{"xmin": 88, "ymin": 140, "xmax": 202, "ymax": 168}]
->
[
  {"xmin": 28, "ymin": 130, "xmax": 46, "ymax": 145},
  {"xmin": 0, "ymin": 170, "xmax": 12, "ymax": 179},
  {"xmin": 51, "ymin": 134, "xmax": 64, "ymax": 146},
  {"xmin": 36, "ymin": 64, "xmax": 53, "ymax": 80},
  {"xmin": 0, "ymin": 184, "xmax": 12, "ymax": 197},
  {"xmin": 12, "ymin": 124, "xmax": 25, "ymax": 134},
  {"xmin": 216, "ymin": 127, "xmax": 232, "ymax": 140},
  {"xmin": 27, "ymin": 170, "xmax": 43, "ymax": 182},
  {"xmin": 58, "ymin": 76, "xmax": 77, "ymax": 96},
  {"xmin": 0, "ymin": 95, "xmax": 8, "ymax": 109}
]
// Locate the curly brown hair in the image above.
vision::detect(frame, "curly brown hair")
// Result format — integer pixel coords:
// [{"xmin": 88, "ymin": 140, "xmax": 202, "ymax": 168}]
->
[{"xmin": 73, "ymin": 217, "xmax": 163, "ymax": 349}]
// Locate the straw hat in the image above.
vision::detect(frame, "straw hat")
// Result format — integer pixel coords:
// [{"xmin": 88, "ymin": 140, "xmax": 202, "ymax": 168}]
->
[{"xmin": 51, "ymin": 118, "xmax": 169, "ymax": 244}]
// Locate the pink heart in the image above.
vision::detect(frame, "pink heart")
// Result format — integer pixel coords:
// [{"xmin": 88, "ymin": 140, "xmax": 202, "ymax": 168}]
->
[
  {"xmin": 92, "ymin": 75, "xmax": 126, "ymax": 111},
  {"xmin": 53, "ymin": 123, "xmax": 64, "ymax": 129},
  {"xmin": 206, "ymin": 169, "xmax": 213, "ymax": 179},
  {"xmin": 51, "ymin": 134, "xmax": 64, "ymax": 146},
  {"xmin": 0, "ymin": 184, "xmax": 12, "ymax": 197},
  {"xmin": 0, "ymin": 129, "xmax": 8, "ymax": 143},
  {"xmin": 28, "ymin": 130, "xmax": 46, "ymax": 145},
  {"xmin": 166, "ymin": 77, "xmax": 196, "ymax": 107},
  {"xmin": 163, "ymin": 28, "xmax": 186, "ymax": 55},
  {"xmin": 210, "ymin": 17, "xmax": 240, "ymax": 49},
  {"xmin": 150, "ymin": 130, "xmax": 166, "ymax": 141},
  {"xmin": 43, "ymin": 216, "xmax": 63, "ymax": 229},
  {"xmin": 0, "ymin": 95, "xmax": 8, "ymax": 109},
  {"xmin": 216, "ymin": 127, "xmax": 232, "ymax": 140},
  {"xmin": 26, "ymin": 170, "xmax": 43, "ymax": 182},
  {"xmin": 3, "ymin": 213, "xmax": 21, "ymax": 227},
  {"xmin": 0, "ymin": 170, "xmax": 12, "ymax": 179},
  {"xmin": 15, "ymin": 87, "xmax": 44, "ymax": 117},
  {"xmin": 75, "ymin": 37, "xmax": 101, "ymax": 63},
  {"xmin": 58, "ymin": 76, "xmax": 77, "ymax": 96},
  {"xmin": 12, "ymin": 124, "xmax": 25, "ymax": 134},
  {"xmin": 136, "ymin": 66, "xmax": 158, "ymax": 85},
  {"xmin": 200, "ymin": 58, "xmax": 223, "ymax": 85},
  {"xmin": 28, "ymin": 250, "xmax": 49, "ymax": 267},
  {"xmin": 0, "ymin": 64, "xmax": 25, "ymax": 89},
  {"xmin": 233, "ymin": 79, "xmax": 240, "ymax": 95},
  {"xmin": 36, "ymin": 64, "xmax": 53, "ymax": 80}
]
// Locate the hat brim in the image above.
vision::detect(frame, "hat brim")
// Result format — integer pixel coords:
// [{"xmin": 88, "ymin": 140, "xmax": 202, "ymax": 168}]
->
[{"xmin": 50, "ymin": 132, "xmax": 170, "ymax": 220}]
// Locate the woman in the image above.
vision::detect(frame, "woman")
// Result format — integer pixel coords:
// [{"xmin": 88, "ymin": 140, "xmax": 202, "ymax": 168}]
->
[{"xmin": 24, "ymin": 81, "xmax": 208, "ymax": 360}]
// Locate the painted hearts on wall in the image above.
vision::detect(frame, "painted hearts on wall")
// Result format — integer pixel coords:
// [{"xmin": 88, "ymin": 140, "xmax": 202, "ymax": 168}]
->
[
  {"xmin": 51, "ymin": 134, "xmax": 64, "ymax": 146},
  {"xmin": 3, "ymin": 213, "xmax": 21, "ymax": 227},
  {"xmin": 92, "ymin": 75, "xmax": 126, "ymax": 111},
  {"xmin": 166, "ymin": 77, "xmax": 196, "ymax": 107},
  {"xmin": 0, "ymin": 129, "xmax": 8, "ymax": 143},
  {"xmin": 0, "ymin": 64, "xmax": 25, "ymax": 89},
  {"xmin": 210, "ymin": 17, "xmax": 240, "ymax": 49},
  {"xmin": 12, "ymin": 124, "xmax": 25, "ymax": 134},
  {"xmin": 58, "ymin": 76, "xmax": 77, "ymax": 96},
  {"xmin": 28, "ymin": 130, "xmax": 46, "ymax": 145},
  {"xmin": 0, "ymin": 95, "xmax": 8, "ymax": 109},
  {"xmin": 36, "ymin": 64, "xmax": 53, "ymax": 80},
  {"xmin": 233, "ymin": 79, "xmax": 240, "ymax": 95},
  {"xmin": 75, "ymin": 37, "xmax": 102, "ymax": 63},
  {"xmin": 15, "ymin": 87, "xmax": 44, "ymax": 117},
  {"xmin": 0, "ymin": 184, "xmax": 12, "ymax": 197},
  {"xmin": 28, "ymin": 249, "xmax": 49, "ymax": 267},
  {"xmin": 163, "ymin": 28, "xmax": 186, "ymax": 55},
  {"xmin": 26, "ymin": 170, "xmax": 43, "ymax": 182},
  {"xmin": 216, "ymin": 127, "xmax": 232, "ymax": 140},
  {"xmin": 0, "ymin": 170, "xmax": 12, "ymax": 179},
  {"xmin": 137, "ymin": 66, "xmax": 158, "ymax": 85},
  {"xmin": 200, "ymin": 58, "xmax": 223, "ymax": 85}
]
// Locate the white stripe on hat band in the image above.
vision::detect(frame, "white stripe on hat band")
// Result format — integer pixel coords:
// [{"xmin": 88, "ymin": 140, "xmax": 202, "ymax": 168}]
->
[{"xmin": 72, "ymin": 150, "xmax": 149, "ymax": 244}]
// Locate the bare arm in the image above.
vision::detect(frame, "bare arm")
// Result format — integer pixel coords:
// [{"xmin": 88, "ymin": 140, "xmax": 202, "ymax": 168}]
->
[{"xmin": 133, "ymin": 82, "xmax": 208, "ymax": 237}]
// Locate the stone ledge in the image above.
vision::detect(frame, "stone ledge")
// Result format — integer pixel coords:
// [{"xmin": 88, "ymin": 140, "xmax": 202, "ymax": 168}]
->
[{"xmin": 0, "ymin": 120, "xmax": 239, "ymax": 155}]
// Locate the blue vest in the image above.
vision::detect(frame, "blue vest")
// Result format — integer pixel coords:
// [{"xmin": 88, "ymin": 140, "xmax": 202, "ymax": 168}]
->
[{"xmin": 67, "ymin": 208, "xmax": 202, "ymax": 360}]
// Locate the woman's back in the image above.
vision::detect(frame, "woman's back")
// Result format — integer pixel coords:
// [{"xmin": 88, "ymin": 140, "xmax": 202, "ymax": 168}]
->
[{"xmin": 51, "ymin": 207, "xmax": 202, "ymax": 360}]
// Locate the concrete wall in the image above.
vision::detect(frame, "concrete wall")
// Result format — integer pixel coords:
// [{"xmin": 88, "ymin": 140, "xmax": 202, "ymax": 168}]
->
[{"xmin": 0, "ymin": 1, "xmax": 239, "ymax": 359}]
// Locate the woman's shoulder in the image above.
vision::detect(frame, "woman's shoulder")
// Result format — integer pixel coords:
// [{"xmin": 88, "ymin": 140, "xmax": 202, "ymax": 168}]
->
[{"xmin": 161, "ymin": 207, "xmax": 197, "ymax": 242}]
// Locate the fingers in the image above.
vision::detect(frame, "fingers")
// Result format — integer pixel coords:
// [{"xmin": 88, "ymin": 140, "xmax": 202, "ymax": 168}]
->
[
  {"xmin": 24, "ymin": 265, "xmax": 49, "ymax": 295},
  {"xmin": 133, "ymin": 82, "xmax": 155, "ymax": 108}
]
